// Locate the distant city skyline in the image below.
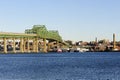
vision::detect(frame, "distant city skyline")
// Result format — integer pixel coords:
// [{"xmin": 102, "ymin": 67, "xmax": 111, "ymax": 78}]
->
[{"xmin": 0, "ymin": 0, "xmax": 120, "ymax": 41}]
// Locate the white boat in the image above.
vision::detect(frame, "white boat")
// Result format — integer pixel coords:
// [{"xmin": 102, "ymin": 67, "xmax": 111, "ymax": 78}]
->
[{"xmin": 79, "ymin": 48, "xmax": 89, "ymax": 52}]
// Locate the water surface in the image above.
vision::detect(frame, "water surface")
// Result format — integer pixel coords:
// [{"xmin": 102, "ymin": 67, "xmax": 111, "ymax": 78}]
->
[{"xmin": 0, "ymin": 52, "xmax": 120, "ymax": 80}]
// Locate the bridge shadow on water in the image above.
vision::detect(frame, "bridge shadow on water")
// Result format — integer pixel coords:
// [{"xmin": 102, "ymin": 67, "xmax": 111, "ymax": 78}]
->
[{"xmin": 0, "ymin": 52, "xmax": 120, "ymax": 80}]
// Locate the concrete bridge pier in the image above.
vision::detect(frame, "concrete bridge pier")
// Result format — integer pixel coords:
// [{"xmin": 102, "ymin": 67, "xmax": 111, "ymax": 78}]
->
[
  {"xmin": 32, "ymin": 38, "xmax": 35, "ymax": 52},
  {"xmin": 13, "ymin": 38, "xmax": 16, "ymax": 53},
  {"xmin": 36, "ymin": 37, "xmax": 38, "ymax": 53},
  {"xmin": 56, "ymin": 41, "xmax": 60, "ymax": 49},
  {"xmin": 27, "ymin": 37, "xmax": 30, "ymax": 53},
  {"xmin": 32, "ymin": 37, "xmax": 39, "ymax": 53},
  {"xmin": 47, "ymin": 43, "xmax": 50, "ymax": 52},
  {"xmin": 20, "ymin": 37, "xmax": 24, "ymax": 53},
  {"xmin": 43, "ymin": 38, "xmax": 47, "ymax": 53},
  {"xmin": 23, "ymin": 38, "xmax": 26, "ymax": 52},
  {"xmin": 3, "ymin": 37, "xmax": 7, "ymax": 53}
]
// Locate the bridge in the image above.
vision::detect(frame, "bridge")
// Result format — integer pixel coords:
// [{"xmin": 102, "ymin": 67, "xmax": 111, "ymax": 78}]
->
[{"xmin": 0, "ymin": 25, "xmax": 65, "ymax": 53}]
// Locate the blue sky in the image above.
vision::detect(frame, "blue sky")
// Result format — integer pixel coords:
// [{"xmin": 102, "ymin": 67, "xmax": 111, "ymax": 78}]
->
[{"xmin": 0, "ymin": 0, "xmax": 120, "ymax": 41}]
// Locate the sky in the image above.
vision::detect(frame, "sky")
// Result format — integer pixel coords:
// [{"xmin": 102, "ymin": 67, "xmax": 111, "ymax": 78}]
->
[{"xmin": 0, "ymin": 0, "xmax": 120, "ymax": 42}]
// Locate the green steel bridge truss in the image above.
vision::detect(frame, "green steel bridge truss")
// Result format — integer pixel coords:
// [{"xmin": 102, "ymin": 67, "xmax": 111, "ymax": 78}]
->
[
  {"xmin": 25, "ymin": 25, "xmax": 62, "ymax": 42},
  {"xmin": 0, "ymin": 25, "xmax": 64, "ymax": 44}
]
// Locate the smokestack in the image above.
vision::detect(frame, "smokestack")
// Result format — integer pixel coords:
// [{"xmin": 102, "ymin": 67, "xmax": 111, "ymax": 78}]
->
[
  {"xmin": 95, "ymin": 37, "xmax": 97, "ymax": 43},
  {"xmin": 113, "ymin": 33, "xmax": 116, "ymax": 49}
]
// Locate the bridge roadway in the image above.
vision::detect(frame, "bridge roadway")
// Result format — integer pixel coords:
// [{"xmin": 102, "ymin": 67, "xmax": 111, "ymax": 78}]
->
[
  {"xmin": 0, "ymin": 32, "xmax": 36, "ymax": 37},
  {"xmin": 0, "ymin": 32, "xmax": 63, "ymax": 53}
]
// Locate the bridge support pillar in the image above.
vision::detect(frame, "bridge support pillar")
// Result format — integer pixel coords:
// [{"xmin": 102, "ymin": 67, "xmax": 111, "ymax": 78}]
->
[
  {"xmin": 13, "ymin": 38, "xmax": 16, "ymax": 53},
  {"xmin": 47, "ymin": 43, "xmax": 50, "ymax": 52},
  {"xmin": 23, "ymin": 38, "xmax": 26, "ymax": 52},
  {"xmin": 27, "ymin": 37, "xmax": 30, "ymax": 53},
  {"xmin": 35, "ymin": 37, "xmax": 38, "ymax": 53},
  {"xmin": 20, "ymin": 38, "xmax": 24, "ymax": 53},
  {"xmin": 32, "ymin": 38, "xmax": 35, "ymax": 52},
  {"xmin": 43, "ymin": 38, "xmax": 47, "ymax": 53},
  {"xmin": 56, "ymin": 41, "xmax": 59, "ymax": 49},
  {"xmin": 3, "ymin": 37, "xmax": 7, "ymax": 53},
  {"xmin": 33, "ymin": 38, "xmax": 35, "ymax": 52},
  {"xmin": 33, "ymin": 37, "xmax": 38, "ymax": 53}
]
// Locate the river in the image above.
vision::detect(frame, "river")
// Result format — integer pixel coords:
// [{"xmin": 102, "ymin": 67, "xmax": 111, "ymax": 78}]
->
[{"xmin": 0, "ymin": 52, "xmax": 120, "ymax": 80}]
